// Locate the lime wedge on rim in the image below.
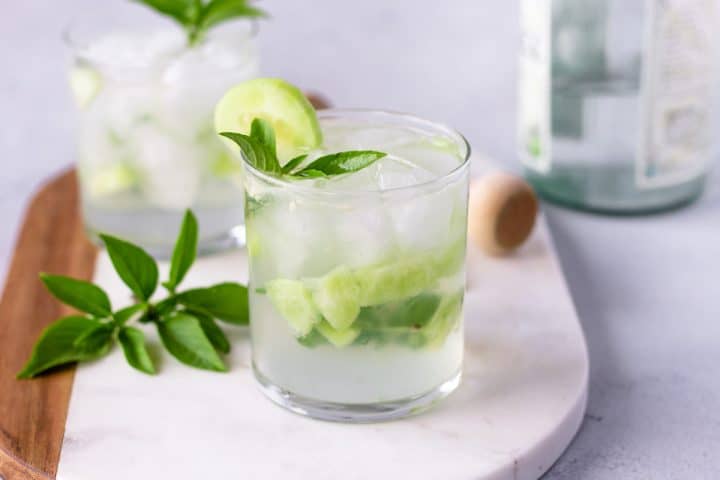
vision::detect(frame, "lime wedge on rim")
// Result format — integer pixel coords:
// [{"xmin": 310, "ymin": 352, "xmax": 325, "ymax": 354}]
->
[{"xmin": 214, "ymin": 78, "xmax": 322, "ymax": 163}]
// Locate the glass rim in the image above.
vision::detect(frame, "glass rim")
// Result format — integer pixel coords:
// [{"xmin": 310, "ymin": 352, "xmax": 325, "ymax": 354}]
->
[
  {"xmin": 62, "ymin": 18, "xmax": 259, "ymax": 69},
  {"xmin": 242, "ymin": 108, "xmax": 472, "ymax": 199}
]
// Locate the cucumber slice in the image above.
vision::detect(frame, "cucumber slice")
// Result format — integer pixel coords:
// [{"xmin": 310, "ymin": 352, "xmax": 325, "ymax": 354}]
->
[
  {"xmin": 315, "ymin": 320, "xmax": 360, "ymax": 348},
  {"xmin": 214, "ymin": 78, "xmax": 322, "ymax": 162},
  {"xmin": 266, "ymin": 279, "xmax": 321, "ymax": 336},
  {"xmin": 69, "ymin": 65, "xmax": 102, "ymax": 109},
  {"xmin": 432, "ymin": 237, "xmax": 466, "ymax": 278},
  {"xmin": 309, "ymin": 265, "xmax": 360, "ymax": 330},
  {"xmin": 355, "ymin": 257, "xmax": 435, "ymax": 307},
  {"xmin": 86, "ymin": 162, "xmax": 138, "ymax": 198}
]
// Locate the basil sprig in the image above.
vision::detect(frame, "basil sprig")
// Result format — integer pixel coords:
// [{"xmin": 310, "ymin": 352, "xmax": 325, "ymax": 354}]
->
[
  {"xmin": 220, "ymin": 118, "xmax": 386, "ymax": 179},
  {"xmin": 133, "ymin": 0, "xmax": 267, "ymax": 46},
  {"xmin": 17, "ymin": 210, "xmax": 248, "ymax": 378}
]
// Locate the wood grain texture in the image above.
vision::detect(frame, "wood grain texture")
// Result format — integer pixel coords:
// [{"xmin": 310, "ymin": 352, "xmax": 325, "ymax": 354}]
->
[{"xmin": 0, "ymin": 170, "xmax": 97, "ymax": 480}]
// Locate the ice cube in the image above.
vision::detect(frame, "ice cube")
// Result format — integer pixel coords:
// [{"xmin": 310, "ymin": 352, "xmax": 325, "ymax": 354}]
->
[
  {"xmin": 390, "ymin": 138, "xmax": 463, "ymax": 176},
  {"xmin": 162, "ymin": 28, "xmax": 258, "ymax": 92},
  {"xmin": 375, "ymin": 155, "xmax": 436, "ymax": 189},
  {"xmin": 89, "ymin": 81, "xmax": 160, "ymax": 136},
  {"xmin": 333, "ymin": 200, "xmax": 397, "ymax": 268},
  {"xmin": 250, "ymin": 194, "xmax": 340, "ymax": 279},
  {"xmin": 160, "ymin": 34, "xmax": 258, "ymax": 135},
  {"xmin": 320, "ymin": 125, "xmax": 422, "ymax": 153},
  {"xmin": 389, "ymin": 183, "xmax": 464, "ymax": 253},
  {"xmin": 130, "ymin": 125, "xmax": 201, "ymax": 210},
  {"xmin": 202, "ymin": 26, "xmax": 259, "ymax": 73},
  {"xmin": 84, "ymin": 29, "xmax": 183, "ymax": 71}
]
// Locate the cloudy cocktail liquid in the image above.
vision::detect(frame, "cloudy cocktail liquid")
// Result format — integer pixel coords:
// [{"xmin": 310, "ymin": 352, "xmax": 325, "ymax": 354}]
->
[{"xmin": 243, "ymin": 110, "xmax": 470, "ymax": 421}]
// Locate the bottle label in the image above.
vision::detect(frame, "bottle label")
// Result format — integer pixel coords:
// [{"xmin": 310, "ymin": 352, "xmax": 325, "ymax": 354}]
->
[
  {"xmin": 637, "ymin": 0, "xmax": 716, "ymax": 188},
  {"xmin": 518, "ymin": 0, "xmax": 552, "ymax": 173}
]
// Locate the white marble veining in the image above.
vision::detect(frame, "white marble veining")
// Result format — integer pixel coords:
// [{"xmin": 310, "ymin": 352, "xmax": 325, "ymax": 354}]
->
[{"xmin": 56, "ymin": 219, "xmax": 588, "ymax": 480}]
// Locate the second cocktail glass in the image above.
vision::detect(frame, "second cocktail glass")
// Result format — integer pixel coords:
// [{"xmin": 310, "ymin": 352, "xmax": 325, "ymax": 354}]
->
[{"xmin": 68, "ymin": 21, "xmax": 259, "ymax": 256}]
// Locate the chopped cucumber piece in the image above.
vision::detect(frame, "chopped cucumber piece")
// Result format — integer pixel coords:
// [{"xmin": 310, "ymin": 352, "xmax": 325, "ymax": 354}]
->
[
  {"xmin": 214, "ymin": 78, "xmax": 322, "ymax": 162},
  {"xmin": 266, "ymin": 279, "xmax": 321, "ymax": 336},
  {"xmin": 432, "ymin": 237, "xmax": 466, "ymax": 278},
  {"xmin": 315, "ymin": 320, "xmax": 360, "ymax": 347},
  {"xmin": 69, "ymin": 65, "xmax": 102, "ymax": 109},
  {"xmin": 310, "ymin": 265, "xmax": 360, "ymax": 330},
  {"xmin": 355, "ymin": 257, "xmax": 435, "ymax": 306},
  {"xmin": 86, "ymin": 162, "xmax": 138, "ymax": 198}
]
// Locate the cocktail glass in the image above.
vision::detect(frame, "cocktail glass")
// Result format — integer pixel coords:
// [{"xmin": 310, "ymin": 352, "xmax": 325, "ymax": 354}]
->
[
  {"xmin": 244, "ymin": 110, "xmax": 470, "ymax": 422},
  {"xmin": 67, "ymin": 21, "xmax": 258, "ymax": 256}
]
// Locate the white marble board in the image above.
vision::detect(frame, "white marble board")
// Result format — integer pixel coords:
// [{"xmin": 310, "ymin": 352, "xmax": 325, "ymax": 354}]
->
[{"xmin": 56, "ymin": 216, "xmax": 588, "ymax": 480}]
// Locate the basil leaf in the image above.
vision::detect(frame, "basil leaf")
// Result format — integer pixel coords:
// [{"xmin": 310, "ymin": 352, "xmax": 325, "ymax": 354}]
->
[
  {"xmin": 119, "ymin": 326, "xmax": 156, "ymax": 374},
  {"xmin": 166, "ymin": 210, "xmax": 198, "ymax": 291},
  {"xmin": 100, "ymin": 234, "xmax": 159, "ymax": 301},
  {"xmin": 40, "ymin": 273, "xmax": 112, "ymax": 317},
  {"xmin": 296, "ymin": 151, "xmax": 386, "ymax": 177},
  {"xmin": 293, "ymin": 169, "xmax": 326, "ymax": 178},
  {"xmin": 281, "ymin": 154, "xmax": 308, "ymax": 174},
  {"xmin": 157, "ymin": 312, "xmax": 226, "ymax": 371},
  {"xmin": 189, "ymin": 310, "xmax": 231, "ymax": 354},
  {"xmin": 177, "ymin": 282, "xmax": 249, "ymax": 325},
  {"xmin": 114, "ymin": 303, "xmax": 147, "ymax": 325},
  {"xmin": 132, "ymin": 0, "xmax": 196, "ymax": 26},
  {"xmin": 351, "ymin": 293, "xmax": 441, "ymax": 348},
  {"xmin": 156, "ymin": 297, "xmax": 178, "ymax": 315},
  {"xmin": 297, "ymin": 329, "xmax": 327, "ymax": 348},
  {"xmin": 219, "ymin": 131, "xmax": 280, "ymax": 174},
  {"xmin": 17, "ymin": 316, "xmax": 106, "ymax": 379},
  {"xmin": 250, "ymin": 118, "xmax": 277, "ymax": 162},
  {"xmin": 219, "ymin": 131, "xmax": 256, "ymax": 163},
  {"xmin": 222, "ymin": 121, "xmax": 385, "ymax": 179},
  {"xmin": 199, "ymin": 0, "xmax": 267, "ymax": 31},
  {"xmin": 73, "ymin": 323, "xmax": 115, "ymax": 355}
]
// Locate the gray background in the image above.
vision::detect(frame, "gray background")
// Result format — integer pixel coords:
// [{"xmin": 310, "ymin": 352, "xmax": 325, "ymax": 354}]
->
[{"xmin": 2, "ymin": 1, "xmax": 719, "ymax": 478}]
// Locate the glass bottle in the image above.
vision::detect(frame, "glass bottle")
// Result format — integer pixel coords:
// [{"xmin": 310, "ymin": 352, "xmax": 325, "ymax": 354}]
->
[{"xmin": 518, "ymin": 0, "xmax": 717, "ymax": 213}]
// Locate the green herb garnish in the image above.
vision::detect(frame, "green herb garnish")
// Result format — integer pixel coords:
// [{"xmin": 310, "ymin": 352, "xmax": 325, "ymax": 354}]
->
[
  {"xmin": 133, "ymin": 0, "xmax": 267, "ymax": 46},
  {"xmin": 298, "ymin": 293, "xmax": 443, "ymax": 350},
  {"xmin": 17, "ymin": 210, "xmax": 247, "ymax": 378},
  {"xmin": 220, "ymin": 118, "xmax": 386, "ymax": 179}
]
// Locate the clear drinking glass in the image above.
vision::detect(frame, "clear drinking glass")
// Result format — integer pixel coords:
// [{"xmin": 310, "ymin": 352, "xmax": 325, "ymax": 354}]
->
[
  {"xmin": 67, "ymin": 21, "xmax": 258, "ymax": 256},
  {"xmin": 244, "ymin": 110, "xmax": 470, "ymax": 422}
]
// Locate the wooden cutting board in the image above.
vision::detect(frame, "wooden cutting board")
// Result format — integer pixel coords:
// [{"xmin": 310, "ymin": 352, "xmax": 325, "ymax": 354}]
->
[{"xmin": 0, "ymin": 170, "xmax": 97, "ymax": 479}]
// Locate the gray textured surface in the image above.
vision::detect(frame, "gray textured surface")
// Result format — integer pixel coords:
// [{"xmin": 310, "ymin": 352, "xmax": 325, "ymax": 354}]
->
[{"xmin": 2, "ymin": 1, "xmax": 719, "ymax": 478}]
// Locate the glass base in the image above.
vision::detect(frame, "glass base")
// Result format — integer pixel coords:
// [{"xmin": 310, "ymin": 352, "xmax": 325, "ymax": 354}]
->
[
  {"xmin": 87, "ymin": 224, "xmax": 245, "ymax": 259},
  {"xmin": 253, "ymin": 365, "xmax": 462, "ymax": 423}
]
